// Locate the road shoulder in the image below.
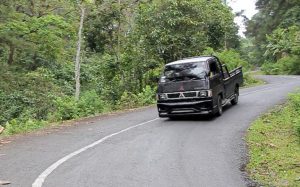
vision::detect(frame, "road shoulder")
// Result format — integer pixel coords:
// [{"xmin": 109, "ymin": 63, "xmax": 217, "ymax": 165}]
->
[{"xmin": 246, "ymin": 92, "xmax": 300, "ymax": 186}]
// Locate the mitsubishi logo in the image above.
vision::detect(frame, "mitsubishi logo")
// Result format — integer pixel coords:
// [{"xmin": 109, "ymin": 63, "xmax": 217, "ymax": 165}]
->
[
  {"xmin": 179, "ymin": 84, "xmax": 185, "ymax": 91},
  {"xmin": 179, "ymin": 93, "xmax": 184, "ymax": 98}
]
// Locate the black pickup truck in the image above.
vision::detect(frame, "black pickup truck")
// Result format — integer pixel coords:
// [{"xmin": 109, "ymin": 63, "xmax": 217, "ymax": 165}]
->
[{"xmin": 157, "ymin": 56, "xmax": 243, "ymax": 117}]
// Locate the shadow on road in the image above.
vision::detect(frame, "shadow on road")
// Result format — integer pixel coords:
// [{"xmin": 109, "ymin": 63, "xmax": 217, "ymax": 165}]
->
[{"xmin": 164, "ymin": 104, "xmax": 233, "ymax": 122}]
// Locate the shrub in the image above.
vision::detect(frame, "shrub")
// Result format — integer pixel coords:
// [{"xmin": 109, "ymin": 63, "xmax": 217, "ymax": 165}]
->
[
  {"xmin": 243, "ymin": 73, "xmax": 264, "ymax": 87},
  {"xmin": 48, "ymin": 63, "xmax": 75, "ymax": 95},
  {"xmin": 53, "ymin": 90, "xmax": 106, "ymax": 121},
  {"xmin": 218, "ymin": 49, "xmax": 251, "ymax": 71},
  {"xmin": 77, "ymin": 90, "xmax": 106, "ymax": 116},
  {"xmin": 262, "ymin": 56, "xmax": 300, "ymax": 75},
  {"xmin": 53, "ymin": 96, "xmax": 79, "ymax": 120},
  {"xmin": 117, "ymin": 91, "xmax": 139, "ymax": 109},
  {"xmin": 203, "ymin": 48, "xmax": 252, "ymax": 71},
  {"xmin": 0, "ymin": 68, "xmax": 60, "ymax": 126},
  {"xmin": 261, "ymin": 62, "xmax": 281, "ymax": 75},
  {"xmin": 116, "ymin": 86, "xmax": 156, "ymax": 109},
  {"xmin": 277, "ymin": 55, "xmax": 300, "ymax": 75},
  {"xmin": 4, "ymin": 118, "xmax": 47, "ymax": 135},
  {"xmin": 137, "ymin": 86, "xmax": 156, "ymax": 106}
]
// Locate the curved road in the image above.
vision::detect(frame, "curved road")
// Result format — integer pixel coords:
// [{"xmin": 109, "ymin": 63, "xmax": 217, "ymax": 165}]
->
[{"xmin": 0, "ymin": 75, "xmax": 300, "ymax": 187}]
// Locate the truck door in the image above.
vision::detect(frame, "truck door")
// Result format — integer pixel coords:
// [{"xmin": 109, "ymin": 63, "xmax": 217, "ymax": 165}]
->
[
  {"xmin": 208, "ymin": 59, "xmax": 224, "ymax": 100},
  {"xmin": 221, "ymin": 64, "xmax": 233, "ymax": 99}
]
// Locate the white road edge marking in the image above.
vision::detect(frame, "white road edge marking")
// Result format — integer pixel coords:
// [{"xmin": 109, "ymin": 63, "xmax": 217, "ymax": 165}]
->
[
  {"xmin": 240, "ymin": 82, "xmax": 299, "ymax": 97},
  {"xmin": 32, "ymin": 118, "xmax": 159, "ymax": 187}
]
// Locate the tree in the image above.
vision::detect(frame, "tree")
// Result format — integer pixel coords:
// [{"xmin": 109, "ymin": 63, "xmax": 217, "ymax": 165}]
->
[
  {"xmin": 0, "ymin": 0, "xmax": 75, "ymax": 67},
  {"xmin": 133, "ymin": 0, "xmax": 238, "ymax": 63},
  {"xmin": 265, "ymin": 26, "xmax": 300, "ymax": 60},
  {"xmin": 75, "ymin": 3, "xmax": 85, "ymax": 100},
  {"xmin": 244, "ymin": 0, "xmax": 300, "ymax": 75},
  {"xmin": 246, "ymin": 0, "xmax": 300, "ymax": 46},
  {"xmin": 74, "ymin": 0, "xmax": 94, "ymax": 100}
]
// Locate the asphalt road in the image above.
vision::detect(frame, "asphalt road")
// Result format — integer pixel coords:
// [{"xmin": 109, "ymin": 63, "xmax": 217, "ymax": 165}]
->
[{"xmin": 0, "ymin": 75, "xmax": 300, "ymax": 187}]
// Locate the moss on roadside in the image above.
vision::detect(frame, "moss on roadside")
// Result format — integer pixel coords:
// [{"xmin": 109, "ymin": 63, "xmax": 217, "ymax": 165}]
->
[{"xmin": 246, "ymin": 93, "xmax": 300, "ymax": 186}]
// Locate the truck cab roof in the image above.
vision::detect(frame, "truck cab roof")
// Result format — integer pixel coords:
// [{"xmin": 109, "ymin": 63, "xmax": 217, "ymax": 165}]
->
[{"xmin": 166, "ymin": 56, "xmax": 215, "ymax": 66}]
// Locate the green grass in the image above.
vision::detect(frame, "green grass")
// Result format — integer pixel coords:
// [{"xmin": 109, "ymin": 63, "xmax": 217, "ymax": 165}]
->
[
  {"xmin": 243, "ymin": 72, "xmax": 266, "ymax": 88},
  {"xmin": 1, "ymin": 119, "xmax": 48, "ymax": 136},
  {"xmin": 250, "ymin": 70, "xmax": 265, "ymax": 76},
  {"xmin": 246, "ymin": 93, "xmax": 300, "ymax": 186}
]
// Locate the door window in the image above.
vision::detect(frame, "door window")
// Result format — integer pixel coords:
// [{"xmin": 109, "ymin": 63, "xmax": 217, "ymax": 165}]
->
[
  {"xmin": 222, "ymin": 65, "xmax": 230, "ymax": 79},
  {"xmin": 209, "ymin": 60, "xmax": 220, "ymax": 77}
]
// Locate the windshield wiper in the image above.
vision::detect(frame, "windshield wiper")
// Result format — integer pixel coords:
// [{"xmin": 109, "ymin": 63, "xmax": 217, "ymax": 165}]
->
[
  {"xmin": 167, "ymin": 75, "xmax": 204, "ymax": 82},
  {"xmin": 187, "ymin": 75, "xmax": 205, "ymax": 80}
]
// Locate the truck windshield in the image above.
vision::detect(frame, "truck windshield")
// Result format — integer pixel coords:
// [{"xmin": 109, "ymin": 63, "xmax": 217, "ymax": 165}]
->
[{"xmin": 164, "ymin": 62, "xmax": 207, "ymax": 81}]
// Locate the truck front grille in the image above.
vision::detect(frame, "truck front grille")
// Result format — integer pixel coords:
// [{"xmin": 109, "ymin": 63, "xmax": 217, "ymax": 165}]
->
[
  {"xmin": 166, "ymin": 91, "xmax": 198, "ymax": 99},
  {"xmin": 183, "ymin": 92, "xmax": 197, "ymax": 97},
  {"xmin": 167, "ymin": 93, "xmax": 181, "ymax": 98}
]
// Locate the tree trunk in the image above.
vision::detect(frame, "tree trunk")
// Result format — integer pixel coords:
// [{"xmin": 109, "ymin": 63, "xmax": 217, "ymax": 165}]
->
[
  {"xmin": 75, "ymin": 5, "xmax": 85, "ymax": 101},
  {"xmin": 117, "ymin": 0, "xmax": 125, "ymax": 87},
  {"xmin": 7, "ymin": 44, "xmax": 15, "ymax": 65},
  {"xmin": 224, "ymin": 33, "xmax": 228, "ymax": 50},
  {"xmin": 117, "ymin": 0, "xmax": 121, "ymax": 60},
  {"xmin": 29, "ymin": 0, "xmax": 36, "ymax": 16}
]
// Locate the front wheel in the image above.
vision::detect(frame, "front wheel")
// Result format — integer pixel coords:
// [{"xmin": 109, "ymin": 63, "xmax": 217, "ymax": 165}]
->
[
  {"xmin": 215, "ymin": 95, "xmax": 223, "ymax": 116},
  {"xmin": 231, "ymin": 87, "xmax": 239, "ymax": 105}
]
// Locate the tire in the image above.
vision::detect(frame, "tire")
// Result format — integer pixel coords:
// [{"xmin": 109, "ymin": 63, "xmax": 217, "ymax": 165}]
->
[
  {"xmin": 231, "ymin": 87, "xmax": 239, "ymax": 105},
  {"xmin": 169, "ymin": 116, "xmax": 178, "ymax": 120},
  {"xmin": 215, "ymin": 95, "xmax": 223, "ymax": 116}
]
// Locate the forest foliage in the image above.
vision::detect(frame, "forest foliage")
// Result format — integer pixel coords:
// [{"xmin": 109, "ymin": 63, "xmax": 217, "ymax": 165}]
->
[
  {"xmin": 1, "ymin": 0, "xmax": 251, "ymax": 133},
  {"xmin": 244, "ymin": 0, "xmax": 300, "ymax": 74}
]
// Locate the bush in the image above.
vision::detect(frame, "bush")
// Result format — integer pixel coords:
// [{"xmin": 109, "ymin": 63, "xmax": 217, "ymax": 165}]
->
[
  {"xmin": 116, "ymin": 85, "xmax": 156, "ymax": 109},
  {"xmin": 277, "ymin": 55, "xmax": 300, "ymax": 75},
  {"xmin": 137, "ymin": 86, "xmax": 156, "ymax": 106},
  {"xmin": 203, "ymin": 48, "xmax": 252, "ymax": 71},
  {"xmin": 243, "ymin": 73, "xmax": 264, "ymax": 87},
  {"xmin": 261, "ymin": 62, "xmax": 281, "ymax": 75},
  {"xmin": 48, "ymin": 63, "xmax": 75, "ymax": 95},
  {"xmin": 117, "ymin": 91, "xmax": 139, "ymax": 109},
  {"xmin": 77, "ymin": 90, "xmax": 106, "ymax": 116},
  {"xmin": 218, "ymin": 49, "xmax": 251, "ymax": 71},
  {"xmin": 262, "ymin": 56, "xmax": 300, "ymax": 75},
  {"xmin": 53, "ymin": 96, "xmax": 79, "ymax": 120},
  {"xmin": 0, "ymin": 67, "xmax": 60, "ymax": 126},
  {"xmin": 53, "ymin": 90, "xmax": 106, "ymax": 121},
  {"xmin": 3, "ymin": 118, "xmax": 47, "ymax": 135}
]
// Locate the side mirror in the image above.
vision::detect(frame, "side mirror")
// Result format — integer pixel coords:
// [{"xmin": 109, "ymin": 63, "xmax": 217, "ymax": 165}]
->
[
  {"xmin": 205, "ymin": 71, "xmax": 209, "ymax": 77},
  {"xmin": 208, "ymin": 71, "xmax": 213, "ymax": 78},
  {"xmin": 208, "ymin": 71, "xmax": 221, "ymax": 78}
]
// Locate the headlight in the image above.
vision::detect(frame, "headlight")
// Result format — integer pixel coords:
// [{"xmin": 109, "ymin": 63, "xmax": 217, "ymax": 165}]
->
[
  {"xmin": 160, "ymin": 76, "xmax": 166, "ymax": 83},
  {"xmin": 198, "ymin": 90, "xmax": 212, "ymax": 97},
  {"xmin": 157, "ymin": 93, "xmax": 167, "ymax": 100}
]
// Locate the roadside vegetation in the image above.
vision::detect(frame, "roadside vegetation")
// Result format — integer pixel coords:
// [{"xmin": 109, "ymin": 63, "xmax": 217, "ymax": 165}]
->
[
  {"xmin": 244, "ymin": 0, "xmax": 300, "ymax": 75},
  {"xmin": 0, "ymin": 0, "xmax": 260, "ymax": 136},
  {"xmin": 244, "ymin": 1, "xmax": 300, "ymax": 185},
  {"xmin": 243, "ymin": 72, "xmax": 265, "ymax": 88},
  {"xmin": 246, "ymin": 92, "xmax": 300, "ymax": 186}
]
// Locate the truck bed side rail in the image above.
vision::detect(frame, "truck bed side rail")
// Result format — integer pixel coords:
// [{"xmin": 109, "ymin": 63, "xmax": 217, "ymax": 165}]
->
[{"xmin": 229, "ymin": 66, "xmax": 242, "ymax": 77}]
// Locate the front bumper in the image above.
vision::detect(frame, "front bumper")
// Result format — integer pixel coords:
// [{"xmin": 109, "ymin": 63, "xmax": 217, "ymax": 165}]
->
[{"xmin": 157, "ymin": 99, "xmax": 214, "ymax": 117}]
